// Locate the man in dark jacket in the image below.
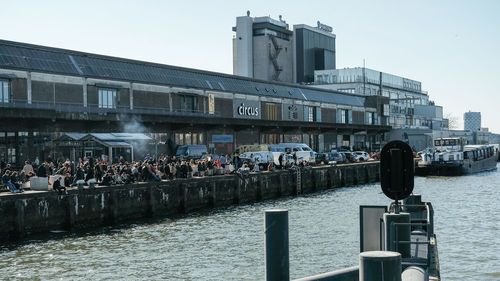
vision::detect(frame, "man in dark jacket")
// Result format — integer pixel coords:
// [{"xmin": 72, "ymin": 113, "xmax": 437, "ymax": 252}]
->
[
  {"xmin": 37, "ymin": 163, "xmax": 47, "ymax": 177},
  {"xmin": 71, "ymin": 164, "xmax": 85, "ymax": 187}
]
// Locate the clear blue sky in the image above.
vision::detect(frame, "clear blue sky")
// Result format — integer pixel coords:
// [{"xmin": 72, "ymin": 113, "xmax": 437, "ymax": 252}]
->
[{"xmin": 2, "ymin": 0, "xmax": 499, "ymax": 132}]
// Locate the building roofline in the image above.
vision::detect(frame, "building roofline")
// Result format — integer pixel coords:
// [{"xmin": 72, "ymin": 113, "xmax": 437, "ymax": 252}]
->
[
  {"xmin": 0, "ymin": 38, "xmax": 365, "ymax": 99},
  {"xmin": 293, "ymin": 24, "xmax": 336, "ymax": 38}
]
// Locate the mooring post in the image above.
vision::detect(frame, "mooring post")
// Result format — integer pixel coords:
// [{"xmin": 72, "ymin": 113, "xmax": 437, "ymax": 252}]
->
[
  {"xmin": 359, "ymin": 251, "xmax": 401, "ymax": 281},
  {"xmin": 265, "ymin": 209, "xmax": 289, "ymax": 281}
]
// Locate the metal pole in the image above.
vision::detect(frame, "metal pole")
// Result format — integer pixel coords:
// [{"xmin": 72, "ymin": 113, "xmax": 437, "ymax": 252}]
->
[{"xmin": 265, "ymin": 209, "xmax": 289, "ymax": 281}]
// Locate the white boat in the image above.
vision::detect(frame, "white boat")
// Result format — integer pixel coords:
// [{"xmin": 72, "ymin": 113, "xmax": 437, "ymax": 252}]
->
[{"xmin": 416, "ymin": 138, "xmax": 497, "ymax": 176}]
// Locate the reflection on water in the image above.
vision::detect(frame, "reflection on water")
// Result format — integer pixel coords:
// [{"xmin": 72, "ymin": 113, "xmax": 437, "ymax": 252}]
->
[{"xmin": 1, "ymin": 165, "xmax": 499, "ymax": 280}]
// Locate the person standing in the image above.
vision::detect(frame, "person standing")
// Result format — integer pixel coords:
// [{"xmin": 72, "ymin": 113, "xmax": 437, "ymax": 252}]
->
[
  {"xmin": 233, "ymin": 153, "xmax": 240, "ymax": 171},
  {"xmin": 220, "ymin": 154, "xmax": 227, "ymax": 168},
  {"xmin": 278, "ymin": 153, "xmax": 284, "ymax": 170},
  {"xmin": 36, "ymin": 162, "xmax": 47, "ymax": 177},
  {"xmin": 22, "ymin": 161, "xmax": 35, "ymax": 179}
]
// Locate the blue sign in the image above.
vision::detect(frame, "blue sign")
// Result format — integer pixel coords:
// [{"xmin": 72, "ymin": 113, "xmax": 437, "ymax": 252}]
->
[{"xmin": 212, "ymin": 135, "xmax": 233, "ymax": 143}]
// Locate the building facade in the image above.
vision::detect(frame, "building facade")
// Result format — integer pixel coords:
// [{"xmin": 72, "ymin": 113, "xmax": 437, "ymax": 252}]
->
[
  {"xmin": 232, "ymin": 13, "xmax": 336, "ymax": 84},
  {"xmin": 313, "ymin": 67, "xmax": 449, "ymax": 151},
  {"xmin": 294, "ymin": 23, "xmax": 336, "ymax": 84},
  {"xmin": 232, "ymin": 13, "xmax": 294, "ymax": 83},
  {"xmin": 0, "ymin": 39, "xmax": 390, "ymax": 167},
  {"xmin": 463, "ymin": 111, "xmax": 481, "ymax": 132}
]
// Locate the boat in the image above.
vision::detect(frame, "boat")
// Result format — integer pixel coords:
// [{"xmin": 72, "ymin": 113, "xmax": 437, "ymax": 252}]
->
[{"xmin": 416, "ymin": 137, "xmax": 498, "ymax": 176}]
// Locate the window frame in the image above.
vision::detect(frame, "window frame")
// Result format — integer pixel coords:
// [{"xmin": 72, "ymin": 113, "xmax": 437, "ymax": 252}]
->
[
  {"xmin": 0, "ymin": 79, "xmax": 10, "ymax": 103},
  {"xmin": 98, "ymin": 88, "xmax": 117, "ymax": 109}
]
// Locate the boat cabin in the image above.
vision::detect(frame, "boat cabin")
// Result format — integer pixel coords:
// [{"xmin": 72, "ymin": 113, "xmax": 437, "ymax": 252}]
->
[
  {"xmin": 463, "ymin": 145, "xmax": 495, "ymax": 161},
  {"xmin": 433, "ymin": 138, "xmax": 463, "ymax": 151}
]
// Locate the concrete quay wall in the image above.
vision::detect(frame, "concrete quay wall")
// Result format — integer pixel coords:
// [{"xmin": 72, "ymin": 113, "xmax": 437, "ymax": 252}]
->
[{"xmin": 0, "ymin": 163, "xmax": 380, "ymax": 241}]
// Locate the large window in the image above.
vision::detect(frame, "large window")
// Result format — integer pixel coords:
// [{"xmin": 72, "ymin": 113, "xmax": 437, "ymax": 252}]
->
[
  {"xmin": 366, "ymin": 112, "xmax": 374, "ymax": 125},
  {"xmin": 304, "ymin": 106, "xmax": 320, "ymax": 122},
  {"xmin": 175, "ymin": 132, "xmax": 204, "ymax": 145},
  {"xmin": 0, "ymin": 80, "xmax": 9, "ymax": 103},
  {"xmin": 98, "ymin": 89, "xmax": 116, "ymax": 108},
  {"xmin": 338, "ymin": 109, "xmax": 350, "ymax": 124},
  {"xmin": 7, "ymin": 148, "xmax": 15, "ymax": 164},
  {"xmin": 180, "ymin": 95, "xmax": 198, "ymax": 113},
  {"xmin": 265, "ymin": 103, "xmax": 278, "ymax": 120}
]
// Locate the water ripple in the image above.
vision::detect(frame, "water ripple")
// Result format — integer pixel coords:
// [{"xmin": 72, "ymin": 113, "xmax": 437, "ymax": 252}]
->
[{"xmin": 1, "ymin": 165, "xmax": 499, "ymax": 280}]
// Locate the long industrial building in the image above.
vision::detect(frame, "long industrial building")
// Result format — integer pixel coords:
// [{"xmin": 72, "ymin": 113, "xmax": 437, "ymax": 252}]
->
[{"xmin": 0, "ymin": 39, "xmax": 390, "ymax": 166}]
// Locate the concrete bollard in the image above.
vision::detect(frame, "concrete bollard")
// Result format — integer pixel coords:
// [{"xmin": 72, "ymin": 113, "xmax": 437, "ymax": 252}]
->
[
  {"xmin": 384, "ymin": 213, "xmax": 411, "ymax": 258},
  {"xmin": 359, "ymin": 251, "xmax": 401, "ymax": 281},
  {"xmin": 265, "ymin": 209, "xmax": 289, "ymax": 281}
]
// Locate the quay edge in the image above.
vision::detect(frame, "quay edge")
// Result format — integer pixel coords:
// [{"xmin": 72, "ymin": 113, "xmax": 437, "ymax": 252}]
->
[{"xmin": 0, "ymin": 162, "xmax": 380, "ymax": 242}]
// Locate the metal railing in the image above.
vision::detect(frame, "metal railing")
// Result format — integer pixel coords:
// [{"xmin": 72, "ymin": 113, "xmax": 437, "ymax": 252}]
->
[{"xmin": 0, "ymin": 99, "xmax": 220, "ymax": 117}]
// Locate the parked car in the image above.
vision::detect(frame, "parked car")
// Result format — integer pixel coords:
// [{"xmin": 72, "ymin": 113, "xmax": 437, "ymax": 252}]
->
[
  {"xmin": 315, "ymin": 153, "xmax": 328, "ymax": 165},
  {"xmin": 175, "ymin": 145, "xmax": 207, "ymax": 160},
  {"xmin": 276, "ymin": 143, "xmax": 316, "ymax": 163},
  {"xmin": 353, "ymin": 151, "xmax": 370, "ymax": 162},
  {"xmin": 340, "ymin": 152, "xmax": 356, "ymax": 163},
  {"xmin": 201, "ymin": 153, "xmax": 219, "ymax": 161},
  {"xmin": 328, "ymin": 152, "xmax": 345, "ymax": 163},
  {"xmin": 240, "ymin": 151, "xmax": 274, "ymax": 164}
]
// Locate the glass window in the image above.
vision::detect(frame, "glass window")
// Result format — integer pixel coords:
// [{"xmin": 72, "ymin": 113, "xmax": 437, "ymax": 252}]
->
[
  {"xmin": 7, "ymin": 148, "xmax": 16, "ymax": 164},
  {"xmin": 0, "ymin": 80, "xmax": 9, "ymax": 103},
  {"xmin": 265, "ymin": 103, "xmax": 278, "ymax": 120},
  {"xmin": 98, "ymin": 89, "xmax": 116, "ymax": 108},
  {"xmin": 180, "ymin": 95, "xmax": 198, "ymax": 112}
]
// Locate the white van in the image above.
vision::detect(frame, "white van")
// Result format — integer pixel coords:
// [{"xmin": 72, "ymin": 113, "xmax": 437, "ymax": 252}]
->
[
  {"xmin": 276, "ymin": 143, "xmax": 316, "ymax": 163},
  {"xmin": 240, "ymin": 151, "xmax": 275, "ymax": 164}
]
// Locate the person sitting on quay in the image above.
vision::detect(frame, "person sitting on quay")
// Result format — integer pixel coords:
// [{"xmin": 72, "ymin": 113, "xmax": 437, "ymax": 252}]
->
[
  {"xmin": 2, "ymin": 170, "xmax": 22, "ymax": 193},
  {"xmin": 100, "ymin": 171, "xmax": 114, "ymax": 186},
  {"xmin": 71, "ymin": 164, "xmax": 85, "ymax": 187},
  {"xmin": 52, "ymin": 176, "xmax": 67, "ymax": 194}
]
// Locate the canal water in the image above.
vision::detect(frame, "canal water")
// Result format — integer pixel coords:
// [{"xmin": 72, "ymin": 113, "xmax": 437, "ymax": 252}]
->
[{"xmin": 1, "ymin": 164, "xmax": 499, "ymax": 280}]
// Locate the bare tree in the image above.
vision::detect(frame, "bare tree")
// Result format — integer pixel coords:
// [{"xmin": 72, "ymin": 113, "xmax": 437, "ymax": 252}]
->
[{"xmin": 444, "ymin": 113, "xmax": 459, "ymax": 129}]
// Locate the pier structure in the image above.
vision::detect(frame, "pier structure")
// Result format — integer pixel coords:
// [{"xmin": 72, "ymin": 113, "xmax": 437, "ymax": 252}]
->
[
  {"xmin": 266, "ymin": 141, "xmax": 439, "ymax": 281},
  {"xmin": 0, "ymin": 162, "xmax": 379, "ymax": 241}
]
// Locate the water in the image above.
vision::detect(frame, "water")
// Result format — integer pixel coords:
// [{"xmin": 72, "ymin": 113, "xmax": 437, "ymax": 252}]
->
[{"xmin": 1, "ymin": 165, "xmax": 499, "ymax": 280}]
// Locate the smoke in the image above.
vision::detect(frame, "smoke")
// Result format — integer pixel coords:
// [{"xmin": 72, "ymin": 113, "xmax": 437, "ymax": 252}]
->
[
  {"xmin": 119, "ymin": 115, "xmax": 151, "ymax": 158},
  {"xmin": 119, "ymin": 114, "xmax": 147, "ymax": 134}
]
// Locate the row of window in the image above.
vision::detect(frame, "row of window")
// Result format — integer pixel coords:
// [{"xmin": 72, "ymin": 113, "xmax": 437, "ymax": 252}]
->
[{"xmin": 0, "ymin": 81, "xmax": 384, "ymax": 125}]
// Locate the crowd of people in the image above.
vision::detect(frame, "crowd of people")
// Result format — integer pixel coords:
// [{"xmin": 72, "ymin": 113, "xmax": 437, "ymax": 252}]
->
[{"xmin": 0, "ymin": 152, "xmax": 310, "ymax": 194}]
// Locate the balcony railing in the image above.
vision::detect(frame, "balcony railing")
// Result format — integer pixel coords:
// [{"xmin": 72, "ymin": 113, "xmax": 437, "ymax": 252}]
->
[{"xmin": 0, "ymin": 99, "xmax": 220, "ymax": 118}]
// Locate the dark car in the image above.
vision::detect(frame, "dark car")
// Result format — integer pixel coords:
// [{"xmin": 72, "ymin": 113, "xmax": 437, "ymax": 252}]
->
[
  {"xmin": 328, "ymin": 152, "xmax": 345, "ymax": 163},
  {"xmin": 315, "ymin": 153, "xmax": 328, "ymax": 165},
  {"xmin": 341, "ymin": 152, "xmax": 356, "ymax": 163}
]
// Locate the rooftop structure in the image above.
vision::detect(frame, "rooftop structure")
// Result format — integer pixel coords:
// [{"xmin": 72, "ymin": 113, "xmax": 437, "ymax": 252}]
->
[
  {"xmin": 294, "ymin": 23, "xmax": 336, "ymax": 83},
  {"xmin": 232, "ymin": 12, "xmax": 293, "ymax": 82}
]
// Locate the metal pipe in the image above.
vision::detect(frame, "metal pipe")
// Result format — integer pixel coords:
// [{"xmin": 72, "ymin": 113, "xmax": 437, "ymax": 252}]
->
[
  {"xmin": 293, "ymin": 266, "xmax": 359, "ymax": 281},
  {"xmin": 265, "ymin": 209, "xmax": 289, "ymax": 281}
]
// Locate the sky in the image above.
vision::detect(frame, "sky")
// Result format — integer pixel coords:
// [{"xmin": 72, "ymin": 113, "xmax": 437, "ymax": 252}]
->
[{"xmin": 1, "ymin": 0, "xmax": 499, "ymax": 132}]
